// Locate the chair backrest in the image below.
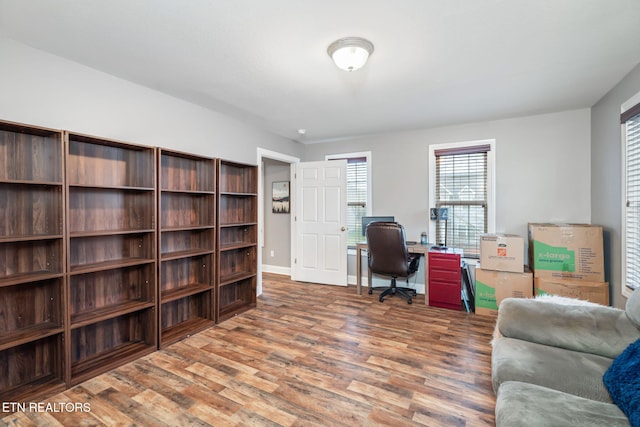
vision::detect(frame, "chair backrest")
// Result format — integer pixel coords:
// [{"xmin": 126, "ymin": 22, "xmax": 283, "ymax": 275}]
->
[{"xmin": 365, "ymin": 221, "xmax": 411, "ymax": 277}]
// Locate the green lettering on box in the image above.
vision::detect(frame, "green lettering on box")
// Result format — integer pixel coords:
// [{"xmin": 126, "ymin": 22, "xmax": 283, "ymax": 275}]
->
[
  {"xmin": 533, "ymin": 240, "xmax": 575, "ymax": 272},
  {"xmin": 475, "ymin": 280, "xmax": 498, "ymax": 309}
]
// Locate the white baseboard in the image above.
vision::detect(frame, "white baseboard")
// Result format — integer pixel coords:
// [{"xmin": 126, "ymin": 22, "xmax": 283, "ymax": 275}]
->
[{"xmin": 262, "ymin": 264, "xmax": 291, "ymax": 276}]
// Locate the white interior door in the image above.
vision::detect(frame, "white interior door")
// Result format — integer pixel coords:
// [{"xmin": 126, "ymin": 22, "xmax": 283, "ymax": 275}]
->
[{"xmin": 291, "ymin": 160, "xmax": 347, "ymax": 286}]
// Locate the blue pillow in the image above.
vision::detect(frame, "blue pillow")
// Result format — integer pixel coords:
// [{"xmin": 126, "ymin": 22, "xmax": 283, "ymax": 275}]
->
[{"xmin": 604, "ymin": 338, "xmax": 640, "ymax": 427}]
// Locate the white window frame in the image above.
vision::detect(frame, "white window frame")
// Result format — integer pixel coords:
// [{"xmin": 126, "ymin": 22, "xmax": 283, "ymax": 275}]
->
[
  {"xmin": 428, "ymin": 139, "xmax": 496, "ymax": 259},
  {"xmin": 621, "ymin": 90, "xmax": 640, "ymax": 298},
  {"xmin": 326, "ymin": 151, "xmax": 372, "ymax": 254}
]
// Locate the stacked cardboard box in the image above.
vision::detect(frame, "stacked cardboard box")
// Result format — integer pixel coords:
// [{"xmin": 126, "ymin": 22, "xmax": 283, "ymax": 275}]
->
[
  {"xmin": 528, "ymin": 223, "xmax": 609, "ymax": 305},
  {"xmin": 475, "ymin": 234, "xmax": 533, "ymax": 316}
]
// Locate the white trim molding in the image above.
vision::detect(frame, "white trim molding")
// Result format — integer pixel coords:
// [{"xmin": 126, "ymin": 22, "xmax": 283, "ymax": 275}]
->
[{"xmin": 256, "ymin": 148, "xmax": 300, "ymax": 296}]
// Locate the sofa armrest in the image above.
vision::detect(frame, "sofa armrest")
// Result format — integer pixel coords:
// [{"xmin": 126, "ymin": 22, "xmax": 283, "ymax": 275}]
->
[{"xmin": 497, "ymin": 298, "xmax": 640, "ymax": 359}]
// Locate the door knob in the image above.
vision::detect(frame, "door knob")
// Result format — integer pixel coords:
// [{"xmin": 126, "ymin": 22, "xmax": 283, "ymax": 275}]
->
[{"xmin": 341, "ymin": 226, "xmax": 346, "ymax": 231}]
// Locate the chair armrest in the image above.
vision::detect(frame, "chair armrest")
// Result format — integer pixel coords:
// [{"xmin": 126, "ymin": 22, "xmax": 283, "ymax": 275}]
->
[{"xmin": 497, "ymin": 298, "xmax": 640, "ymax": 359}]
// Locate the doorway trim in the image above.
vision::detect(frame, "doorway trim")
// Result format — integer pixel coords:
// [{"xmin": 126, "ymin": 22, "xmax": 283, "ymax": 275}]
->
[{"xmin": 256, "ymin": 148, "xmax": 300, "ymax": 296}]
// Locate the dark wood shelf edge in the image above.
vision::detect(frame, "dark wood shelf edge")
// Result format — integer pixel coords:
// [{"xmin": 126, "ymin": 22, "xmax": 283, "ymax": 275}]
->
[
  {"xmin": 219, "ymin": 272, "xmax": 256, "ymax": 287},
  {"xmin": 160, "ymin": 317, "xmax": 214, "ymax": 347},
  {"xmin": 68, "ymin": 183, "xmax": 155, "ymax": 192},
  {"xmin": 218, "ymin": 302, "xmax": 256, "ymax": 323},
  {"xmin": 161, "ymin": 249, "xmax": 214, "ymax": 262},
  {"xmin": 0, "ymin": 234, "xmax": 63, "ymax": 243},
  {"xmin": 219, "ymin": 242, "xmax": 257, "ymax": 251},
  {"xmin": 71, "ymin": 301, "xmax": 156, "ymax": 329},
  {"xmin": 70, "ymin": 342, "xmax": 156, "ymax": 386},
  {"xmin": 161, "ymin": 188, "xmax": 215, "ymax": 195},
  {"xmin": 160, "ymin": 225, "xmax": 215, "ymax": 233},
  {"xmin": 69, "ymin": 229, "xmax": 155, "ymax": 238},
  {"xmin": 0, "ymin": 179, "xmax": 63, "ymax": 186},
  {"xmin": 161, "ymin": 284, "xmax": 213, "ymax": 303},
  {"xmin": 219, "ymin": 222, "xmax": 258, "ymax": 228},
  {"xmin": 69, "ymin": 258, "xmax": 155, "ymax": 275},
  {"xmin": 219, "ymin": 191, "xmax": 257, "ymax": 196},
  {"xmin": 0, "ymin": 376, "xmax": 66, "ymax": 406},
  {"xmin": 0, "ymin": 324, "xmax": 64, "ymax": 352},
  {"xmin": 0, "ymin": 272, "xmax": 64, "ymax": 288}
]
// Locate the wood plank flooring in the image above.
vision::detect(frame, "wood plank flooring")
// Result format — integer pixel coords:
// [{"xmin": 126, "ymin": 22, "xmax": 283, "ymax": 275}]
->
[{"xmin": 1, "ymin": 273, "xmax": 498, "ymax": 426}]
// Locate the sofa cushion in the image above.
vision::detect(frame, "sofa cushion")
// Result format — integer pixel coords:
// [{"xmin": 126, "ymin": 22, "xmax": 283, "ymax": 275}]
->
[
  {"xmin": 604, "ymin": 339, "xmax": 640, "ymax": 427},
  {"xmin": 495, "ymin": 381, "xmax": 630, "ymax": 427},
  {"xmin": 498, "ymin": 298, "xmax": 640, "ymax": 359},
  {"xmin": 492, "ymin": 337, "xmax": 613, "ymax": 402},
  {"xmin": 626, "ymin": 288, "xmax": 640, "ymax": 329}
]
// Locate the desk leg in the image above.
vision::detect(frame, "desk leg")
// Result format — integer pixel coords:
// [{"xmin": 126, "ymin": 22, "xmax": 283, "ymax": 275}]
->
[
  {"xmin": 424, "ymin": 264, "xmax": 429, "ymax": 305},
  {"xmin": 356, "ymin": 247, "xmax": 362, "ymax": 295}
]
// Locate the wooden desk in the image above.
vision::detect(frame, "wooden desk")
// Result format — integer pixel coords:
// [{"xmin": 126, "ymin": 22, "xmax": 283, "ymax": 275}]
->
[{"xmin": 356, "ymin": 242, "xmax": 431, "ymax": 305}]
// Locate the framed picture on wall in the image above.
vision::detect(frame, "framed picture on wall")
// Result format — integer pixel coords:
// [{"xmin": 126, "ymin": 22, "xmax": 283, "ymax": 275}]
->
[{"xmin": 272, "ymin": 181, "xmax": 290, "ymax": 213}]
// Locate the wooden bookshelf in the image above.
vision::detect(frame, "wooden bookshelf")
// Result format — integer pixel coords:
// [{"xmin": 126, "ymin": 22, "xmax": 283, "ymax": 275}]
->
[
  {"xmin": 0, "ymin": 120, "xmax": 67, "ymax": 402},
  {"xmin": 65, "ymin": 132, "xmax": 157, "ymax": 385},
  {"xmin": 0, "ymin": 118, "xmax": 264, "ymax": 400},
  {"xmin": 158, "ymin": 149, "xmax": 216, "ymax": 347},
  {"xmin": 216, "ymin": 160, "xmax": 258, "ymax": 322}
]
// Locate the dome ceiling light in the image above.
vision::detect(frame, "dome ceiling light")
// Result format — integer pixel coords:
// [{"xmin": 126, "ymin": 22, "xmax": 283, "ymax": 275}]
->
[{"xmin": 327, "ymin": 37, "xmax": 374, "ymax": 72}]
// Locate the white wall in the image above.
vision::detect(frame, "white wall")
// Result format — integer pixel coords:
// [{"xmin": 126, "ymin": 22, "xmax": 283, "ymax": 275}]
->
[
  {"xmin": 591, "ymin": 62, "xmax": 640, "ymax": 309},
  {"xmin": 305, "ymin": 109, "xmax": 592, "ymax": 278},
  {"xmin": 0, "ymin": 38, "xmax": 304, "ymax": 163}
]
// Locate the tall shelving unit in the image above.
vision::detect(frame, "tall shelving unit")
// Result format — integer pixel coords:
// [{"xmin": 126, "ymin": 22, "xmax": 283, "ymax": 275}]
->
[
  {"xmin": 65, "ymin": 133, "xmax": 157, "ymax": 385},
  {"xmin": 157, "ymin": 149, "xmax": 216, "ymax": 347},
  {"xmin": 0, "ymin": 121, "xmax": 67, "ymax": 402},
  {"xmin": 216, "ymin": 160, "xmax": 258, "ymax": 322}
]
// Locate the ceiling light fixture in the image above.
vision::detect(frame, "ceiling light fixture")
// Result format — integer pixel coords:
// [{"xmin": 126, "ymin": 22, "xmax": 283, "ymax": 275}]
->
[{"xmin": 327, "ymin": 37, "xmax": 374, "ymax": 72}]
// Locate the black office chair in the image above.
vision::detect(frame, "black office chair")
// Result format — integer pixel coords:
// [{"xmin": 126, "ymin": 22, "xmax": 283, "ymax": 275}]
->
[{"xmin": 365, "ymin": 221, "xmax": 420, "ymax": 304}]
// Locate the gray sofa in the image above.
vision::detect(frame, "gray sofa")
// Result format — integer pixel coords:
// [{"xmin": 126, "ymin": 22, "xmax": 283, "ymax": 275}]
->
[{"xmin": 491, "ymin": 288, "xmax": 640, "ymax": 426}]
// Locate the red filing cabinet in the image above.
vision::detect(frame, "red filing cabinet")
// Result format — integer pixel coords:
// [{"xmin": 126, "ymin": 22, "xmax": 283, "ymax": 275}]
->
[{"xmin": 428, "ymin": 247, "xmax": 463, "ymax": 310}]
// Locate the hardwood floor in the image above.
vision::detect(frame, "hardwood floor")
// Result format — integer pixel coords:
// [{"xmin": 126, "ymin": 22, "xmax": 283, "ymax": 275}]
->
[{"xmin": 1, "ymin": 273, "xmax": 497, "ymax": 426}]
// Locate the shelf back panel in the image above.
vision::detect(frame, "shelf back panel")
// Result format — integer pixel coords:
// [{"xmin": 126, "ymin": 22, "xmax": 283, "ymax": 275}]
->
[
  {"xmin": 0, "ymin": 184, "xmax": 63, "ymax": 237},
  {"xmin": 0, "ymin": 334, "xmax": 63, "ymax": 393},
  {"xmin": 219, "ymin": 162, "xmax": 257, "ymax": 194},
  {"xmin": 0, "ymin": 278, "xmax": 63, "ymax": 333},
  {"xmin": 160, "ymin": 193, "xmax": 214, "ymax": 229},
  {"xmin": 0, "ymin": 128, "xmax": 62, "ymax": 183},
  {"xmin": 70, "ymin": 233, "xmax": 154, "ymax": 268},
  {"xmin": 161, "ymin": 295, "xmax": 211, "ymax": 330},
  {"xmin": 219, "ymin": 246, "xmax": 257, "ymax": 279},
  {"xmin": 160, "ymin": 154, "xmax": 215, "ymax": 192},
  {"xmin": 160, "ymin": 255, "xmax": 212, "ymax": 292},
  {"xmin": 0, "ymin": 240, "xmax": 63, "ymax": 279},
  {"xmin": 160, "ymin": 229, "xmax": 215, "ymax": 255},
  {"xmin": 218, "ymin": 195, "xmax": 257, "ymax": 225},
  {"xmin": 219, "ymin": 225, "xmax": 257, "ymax": 248},
  {"xmin": 67, "ymin": 139, "xmax": 154, "ymax": 188},
  {"xmin": 68, "ymin": 189, "xmax": 155, "ymax": 233},
  {"xmin": 70, "ymin": 309, "xmax": 155, "ymax": 365},
  {"xmin": 69, "ymin": 265, "xmax": 155, "ymax": 317},
  {"xmin": 218, "ymin": 277, "xmax": 256, "ymax": 317}
]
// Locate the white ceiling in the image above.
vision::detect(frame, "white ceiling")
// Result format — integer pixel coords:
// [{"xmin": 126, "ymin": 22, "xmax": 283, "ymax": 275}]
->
[{"xmin": 2, "ymin": 0, "xmax": 640, "ymax": 144}]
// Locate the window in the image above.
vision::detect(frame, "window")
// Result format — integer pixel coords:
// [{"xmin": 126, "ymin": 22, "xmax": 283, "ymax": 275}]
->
[
  {"xmin": 622, "ymin": 93, "xmax": 640, "ymax": 296},
  {"xmin": 429, "ymin": 141, "xmax": 495, "ymax": 258},
  {"xmin": 326, "ymin": 152, "xmax": 371, "ymax": 248}
]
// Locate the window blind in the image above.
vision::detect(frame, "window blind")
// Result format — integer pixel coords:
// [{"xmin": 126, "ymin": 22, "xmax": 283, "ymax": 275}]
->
[
  {"xmin": 346, "ymin": 157, "xmax": 368, "ymax": 247},
  {"xmin": 623, "ymin": 104, "xmax": 640, "ymax": 291},
  {"xmin": 328, "ymin": 156, "xmax": 368, "ymax": 247},
  {"xmin": 434, "ymin": 145, "xmax": 489, "ymax": 258}
]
